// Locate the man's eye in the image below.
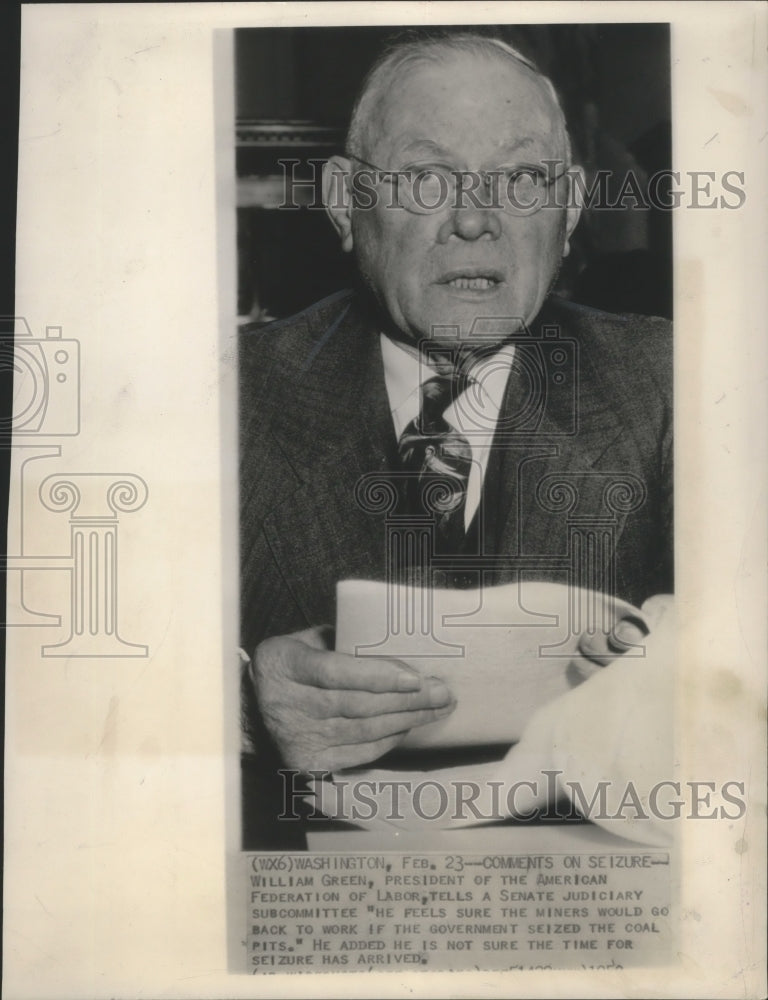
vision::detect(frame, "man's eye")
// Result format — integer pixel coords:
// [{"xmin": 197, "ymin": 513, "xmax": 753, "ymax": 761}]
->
[
  {"xmin": 404, "ymin": 165, "xmax": 453, "ymax": 183},
  {"xmin": 505, "ymin": 167, "xmax": 547, "ymax": 186}
]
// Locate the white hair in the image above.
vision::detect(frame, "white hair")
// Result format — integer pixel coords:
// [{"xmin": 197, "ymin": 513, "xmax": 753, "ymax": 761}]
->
[{"xmin": 346, "ymin": 32, "xmax": 573, "ymax": 165}]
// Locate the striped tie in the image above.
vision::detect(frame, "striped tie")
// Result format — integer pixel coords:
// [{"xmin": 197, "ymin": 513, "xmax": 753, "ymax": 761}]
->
[{"xmin": 398, "ymin": 372, "xmax": 473, "ymax": 550}]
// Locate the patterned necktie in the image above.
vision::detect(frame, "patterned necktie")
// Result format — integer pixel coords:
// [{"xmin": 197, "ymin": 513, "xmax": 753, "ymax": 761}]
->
[{"xmin": 398, "ymin": 372, "xmax": 473, "ymax": 550}]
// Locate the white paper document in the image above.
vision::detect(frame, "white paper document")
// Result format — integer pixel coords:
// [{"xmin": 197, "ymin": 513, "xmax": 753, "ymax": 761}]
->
[
  {"xmin": 336, "ymin": 578, "xmax": 647, "ymax": 748},
  {"xmin": 324, "ymin": 581, "xmax": 673, "ymax": 845}
]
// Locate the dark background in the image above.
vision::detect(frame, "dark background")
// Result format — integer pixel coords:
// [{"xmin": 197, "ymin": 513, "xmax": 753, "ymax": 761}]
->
[
  {"xmin": 234, "ymin": 23, "xmax": 672, "ymax": 324},
  {"xmin": 0, "ymin": 0, "xmax": 21, "ymax": 926}
]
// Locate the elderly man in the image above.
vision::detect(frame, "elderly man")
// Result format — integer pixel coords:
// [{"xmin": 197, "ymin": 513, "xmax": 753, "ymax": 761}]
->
[{"xmin": 239, "ymin": 33, "xmax": 672, "ymax": 848}]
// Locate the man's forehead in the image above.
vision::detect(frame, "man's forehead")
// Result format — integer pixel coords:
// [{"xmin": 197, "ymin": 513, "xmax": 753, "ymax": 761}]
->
[
  {"xmin": 370, "ymin": 51, "xmax": 563, "ymax": 157},
  {"xmin": 398, "ymin": 134, "xmax": 549, "ymax": 161}
]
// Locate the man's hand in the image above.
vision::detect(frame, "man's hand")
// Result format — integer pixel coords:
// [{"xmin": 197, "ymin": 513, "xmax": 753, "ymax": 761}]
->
[
  {"xmin": 251, "ymin": 626, "xmax": 456, "ymax": 773},
  {"xmin": 569, "ymin": 595, "xmax": 673, "ymax": 682}
]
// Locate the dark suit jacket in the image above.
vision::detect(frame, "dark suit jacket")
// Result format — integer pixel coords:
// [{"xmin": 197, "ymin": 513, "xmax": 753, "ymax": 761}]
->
[{"xmin": 238, "ymin": 289, "xmax": 672, "ymax": 848}]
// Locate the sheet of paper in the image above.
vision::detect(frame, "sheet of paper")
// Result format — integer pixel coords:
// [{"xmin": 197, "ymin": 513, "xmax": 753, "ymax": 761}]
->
[
  {"xmin": 336, "ymin": 578, "xmax": 645, "ymax": 747},
  {"xmin": 316, "ymin": 605, "xmax": 672, "ymax": 846}
]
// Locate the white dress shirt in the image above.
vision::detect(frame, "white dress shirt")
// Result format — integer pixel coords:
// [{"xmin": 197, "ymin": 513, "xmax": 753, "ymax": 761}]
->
[{"xmin": 380, "ymin": 334, "xmax": 516, "ymax": 529}]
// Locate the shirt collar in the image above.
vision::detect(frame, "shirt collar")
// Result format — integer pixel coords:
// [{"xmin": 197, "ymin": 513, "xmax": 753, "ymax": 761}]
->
[{"xmin": 380, "ymin": 332, "xmax": 516, "ymax": 416}]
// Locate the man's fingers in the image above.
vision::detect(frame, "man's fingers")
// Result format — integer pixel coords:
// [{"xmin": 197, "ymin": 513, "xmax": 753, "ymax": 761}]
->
[
  {"xmin": 251, "ymin": 633, "xmax": 456, "ymax": 774},
  {"xmin": 322, "ymin": 678, "xmax": 453, "ymax": 719},
  {"xmin": 569, "ymin": 616, "xmax": 649, "ymax": 679},
  {"xmin": 640, "ymin": 594, "xmax": 673, "ymax": 631},
  {"xmin": 578, "ymin": 619, "xmax": 647, "ymax": 663},
  {"xmin": 576, "ymin": 628, "xmax": 620, "ymax": 666},
  {"xmin": 333, "ymin": 702, "xmax": 456, "ymax": 745},
  {"xmin": 568, "ymin": 655, "xmax": 604, "ymax": 683},
  {"xmin": 610, "ymin": 616, "xmax": 648, "ymax": 649},
  {"xmin": 292, "ymin": 625, "xmax": 334, "ymax": 651},
  {"xmin": 292, "ymin": 646, "xmax": 425, "ymax": 694}
]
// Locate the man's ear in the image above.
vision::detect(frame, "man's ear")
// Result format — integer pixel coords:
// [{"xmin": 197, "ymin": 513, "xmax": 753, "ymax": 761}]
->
[
  {"xmin": 323, "ymin": 156, "xmax": 354, "ymax": 253},
  {"xmin": 562, "ymin": 164, "xmax": 585, "ymax": 259}
]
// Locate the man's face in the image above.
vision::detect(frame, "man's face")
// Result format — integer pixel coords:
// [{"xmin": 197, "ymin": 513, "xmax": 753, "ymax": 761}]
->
[{"xmin": 338, "ymin": 52, "xmax": 580, "ymax": 348}]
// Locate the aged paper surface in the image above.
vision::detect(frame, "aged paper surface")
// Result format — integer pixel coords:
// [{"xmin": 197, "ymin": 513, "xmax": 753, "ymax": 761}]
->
[{"xmin": 4, "ymin": 2, "xmax": 766, "ymax": 998}]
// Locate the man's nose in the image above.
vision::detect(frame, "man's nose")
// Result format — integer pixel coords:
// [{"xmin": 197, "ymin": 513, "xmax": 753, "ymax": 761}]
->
[{"xmin": 437, "ymin": 193, "xmax": 502, "ymax": 243}]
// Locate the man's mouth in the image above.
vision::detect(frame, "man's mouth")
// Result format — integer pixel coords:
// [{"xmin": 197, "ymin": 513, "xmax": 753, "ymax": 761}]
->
[
  {"xmin": 446, "ymin": 276, "xmax": 497, "ymax": 290},
  {"xmin": 438, "ymin": 269, "xmax": 504, "ymax": 291}
]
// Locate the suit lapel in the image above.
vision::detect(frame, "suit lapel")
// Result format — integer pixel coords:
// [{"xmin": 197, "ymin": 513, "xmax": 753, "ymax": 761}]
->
[
  {"xmin": 262, "ymin": 297, "xmax": 396, "ymax": 625},
  {"xmin": 256, "ymin": 292, "xmax": 643, "ymax": 619},
  {"xmin": 482, "ymin": 323, "xmax": 634, "ymax": 576}
]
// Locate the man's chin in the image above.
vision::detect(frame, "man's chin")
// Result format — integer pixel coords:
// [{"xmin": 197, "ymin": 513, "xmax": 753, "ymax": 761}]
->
[
  {"xmin": 413, "ymin": 290, "xmax": 530, "ymax": 345},
  {"xmin": 362, "ymin": 283, "xmax": 530, "ymax": 354},
  {"xmin": 415, "ymin": 313, "xmax": 526, "ymax": 353}
]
